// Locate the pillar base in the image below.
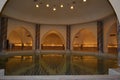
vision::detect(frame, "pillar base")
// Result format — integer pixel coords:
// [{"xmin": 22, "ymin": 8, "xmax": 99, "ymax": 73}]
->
[
  {"xmin": 66, "ymin": 50, "xmax": 71, "ymax": 53},
  {"xmin": 35, "ymin": 49, "xmax": 40, "ymax": 54}
]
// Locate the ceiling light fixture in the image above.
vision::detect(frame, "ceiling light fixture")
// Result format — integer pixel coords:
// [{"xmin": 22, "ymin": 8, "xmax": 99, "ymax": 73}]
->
[
  {"xmin": 83, "ymin": 0, "xmax": 87, "ymax": 2},
  {"xmin": 46, "ymin": 4, "xmax": 50, "ymax": 7},
  {"xmin": 53, "ymin": 7, "xmax": 56, "ymax": 11},
  {"xmin": 60, "ymin": 4, "xmax": 64, "ymax": 8},
  {"xmin": 34, "ymin": 0, "xmax": 87, "ymax": 10},
  {"xmin": 35, "ymin": 4, "xmax": 39, "ymax": 8},
  {"xmin": 70, "ymin": 6, "xmax": 74, "ymax": 10}
]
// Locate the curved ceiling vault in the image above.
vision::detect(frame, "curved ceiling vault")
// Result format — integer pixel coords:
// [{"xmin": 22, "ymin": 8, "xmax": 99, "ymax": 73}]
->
[{"xmin": 2, "ymin": 0, "xmax": 114, "ymax": 25}]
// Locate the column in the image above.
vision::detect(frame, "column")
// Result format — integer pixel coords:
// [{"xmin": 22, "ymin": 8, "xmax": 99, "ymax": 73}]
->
[
  {"xmin": 35, "ymin": 24, "xmax": 40, "ymax": 50},
  {"xmin": 66, "ymin": 25, "xmax": 71, "ymax": 50},
  {"xmin": 103, "ymin": 39, "xmax": 108, "ymax": 53},
  {"xmin": 66, "ymin": 25, "xmax": 71, "ymax": 75},
  {"xmin": 117, "ymin": 24, "xmax": 120, "ymax": 66},
  {"xmin": 0, "ymin": 17, "xmax": 8, "ymax": 52},
  {"xmin": 34, "ymin": 24, "xmax": 41, "ymax": 74},
  {"xmin": 97, "ymin": 21, "xmax": 104, "ymax": 53}
]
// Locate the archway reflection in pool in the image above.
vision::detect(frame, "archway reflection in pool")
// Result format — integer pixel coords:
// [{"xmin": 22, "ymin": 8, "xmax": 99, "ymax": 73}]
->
[{"xmin": 0, "ymin": 53, "xmax": 118, "ymax": 75}]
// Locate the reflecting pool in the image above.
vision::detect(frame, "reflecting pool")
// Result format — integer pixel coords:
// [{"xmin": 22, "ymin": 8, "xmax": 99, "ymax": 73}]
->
[{"xmin": 0, "ymin": 53, "xmax": 118, "ymax": 75}]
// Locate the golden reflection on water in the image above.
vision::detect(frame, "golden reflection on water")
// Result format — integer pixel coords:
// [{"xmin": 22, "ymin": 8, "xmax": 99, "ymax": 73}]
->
[{"xmin": 3, "ymin": 54, "xmax": 118, "ymax": 75}]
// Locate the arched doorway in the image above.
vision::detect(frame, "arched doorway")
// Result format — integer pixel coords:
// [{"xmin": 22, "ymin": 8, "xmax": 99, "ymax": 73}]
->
[
  {"xmin": 73, "ymin": 29, "xmax": 97, "ymax": 52},
  {"xmin": 41, "ymin": 31, "xmax": 65, "ymax": 50},
  {"xmin": 8, "ymin": 27, "xmax": 33, "ymax": 51},
  {"xmin": 107, "ymin": 23, "xmax": 118, "ymax": 54}
]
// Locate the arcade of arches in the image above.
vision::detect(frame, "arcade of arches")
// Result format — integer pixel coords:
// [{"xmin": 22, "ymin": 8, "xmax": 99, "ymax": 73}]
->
[
  {"xmin": 0, "ymin": 0, "xmax": 120, "ymax": 76},
  {"xmin": 0, "ymin": 0, "xmax": 119, "ymax": 55},
  {"xmin": 0, "ymin": 16, "xmax": 117, "ymax": 55}
]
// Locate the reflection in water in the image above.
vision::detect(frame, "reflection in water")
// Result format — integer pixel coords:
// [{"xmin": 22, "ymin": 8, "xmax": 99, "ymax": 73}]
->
[
  {"xmin": 97, "ymin": 58, "xmax": 105, "ymax": 74},
  {"xmin": 0, "ymin": 56, "xmax": 8, "ymax": 69},
  {"xmin": 2, "ymin": 53, "xmax": 118, "ymax": 75},
  {"xmin": 33, "ymin": 54, "xmax": 40, "ymax": 75},
  {"xmin": 66, "ymin": 53, "xmax": 71, "ymax": 75},
  {"xmin": 71, "ymin": 56, "xmax": 98, "ymax": 74}
]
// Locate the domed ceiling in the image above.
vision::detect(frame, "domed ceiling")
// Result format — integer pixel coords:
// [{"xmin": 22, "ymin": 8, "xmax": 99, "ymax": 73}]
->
[{"xmin": 2, "ymin": 0, "xmax": 114, "ymax": 24}]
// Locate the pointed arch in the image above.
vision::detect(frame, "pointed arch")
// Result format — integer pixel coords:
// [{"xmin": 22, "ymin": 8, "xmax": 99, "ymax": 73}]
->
[
  {"xmin": 72, "ymin": 28, "xmax": 97, "ymax": 52},
  {"xmin": 41, "ymin": 30, "xmax": 65, "ymax": 50},
  {"xmin": 8, "ymin": 27, "xmax": 33, "ymax": 50}
]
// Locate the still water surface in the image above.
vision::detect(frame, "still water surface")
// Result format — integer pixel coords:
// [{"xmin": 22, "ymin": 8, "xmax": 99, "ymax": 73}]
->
[{"xmin": 0, "ymin": 53, "xmax": 118, "ymax": 75}]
